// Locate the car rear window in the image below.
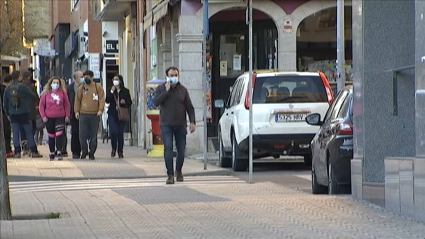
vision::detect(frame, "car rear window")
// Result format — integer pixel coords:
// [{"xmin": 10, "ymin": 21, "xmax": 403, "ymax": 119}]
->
[{"xmin": 252, "ymin": 75, "xmax": 328, "ymax": 104}]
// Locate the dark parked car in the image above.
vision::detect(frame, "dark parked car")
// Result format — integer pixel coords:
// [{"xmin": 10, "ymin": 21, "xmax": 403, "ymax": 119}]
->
[{"xmin": 305, "ymin": 86, "xmax": 353, "ymax": 194}]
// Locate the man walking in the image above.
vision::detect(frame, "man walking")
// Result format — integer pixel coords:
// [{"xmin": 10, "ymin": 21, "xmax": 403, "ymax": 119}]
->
[
  {"xmin": 19, "ymin": 71, "xmax": 39, "ymax": 155},
  {"xmin": 154, "ymin": 66, "xmax": 196, "ymax": 184},
  {"xmin": 22, "ymin": 71, "xmax": 38, "ymax": 132},
  {"xmin": 1, "ymin": 74, "xmax": 14, "ymax": 157},
  {"xmin": 74, "ymin": 70, "xmax": 105, "ymax": 160},
  {"xmin": 3, "ymin": 71, "xmax": 42, "ymax": 158},
  {"xmin": 67, "ymin": 71, "xmax": 83, "ymax": 159}
]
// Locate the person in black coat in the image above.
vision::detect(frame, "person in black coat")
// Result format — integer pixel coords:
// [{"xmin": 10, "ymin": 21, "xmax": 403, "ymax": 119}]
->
[
  {"xmin": 67, "ymin": 71, "xmax": 84, "ymax": 159},
  {"xmin": 105, "ymin": 74, "xmax": 132, "ymax": 158}
]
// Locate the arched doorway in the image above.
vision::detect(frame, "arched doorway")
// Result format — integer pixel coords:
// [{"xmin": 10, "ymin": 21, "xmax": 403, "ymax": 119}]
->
[
  {"xmin": 296, "ymin": 6, "xmax": 353, "ymax": 89},
  {"xmin": 208, "ymin": 8, "xmax": 278, "ymax": 137}
]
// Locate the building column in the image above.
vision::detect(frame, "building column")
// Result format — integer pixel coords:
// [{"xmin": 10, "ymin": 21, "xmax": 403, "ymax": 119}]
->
[
  {"xmin": 414, "ymin": 0, "xmax": 425, "ymax": 222},
  {"xmin": 350, "ymin": 0, "xmax": 415, "ymax": 207},
  {"xmin": 170, "ymin": 20, "xmax": 179, "ymax": 67},
  {"xmin": 160, "ymin": 19, "xmax": 172, "ymax": 73},
  {"xmin": 277, "ymin": 18, "xmax": 297, "ymax": 71},
  {"xmin": 156, "ymin": 23, "xmax": 164, "ymax": 79},
  {"xmin": 178, "ymin": 14, "xmax": 204, "ymax": 155}
]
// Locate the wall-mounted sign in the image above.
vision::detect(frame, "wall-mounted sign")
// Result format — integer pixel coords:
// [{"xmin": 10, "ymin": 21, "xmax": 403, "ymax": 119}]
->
[
  {"xmin": 88, "ymin": 53, "xmax": 101, "ymax": 79},
  {"xmin": 283, "ymin": 19, "xmax": 293, "ymax": 33},
  {"xmin": 105, "ymin": 40, "xmax": 119, "ymax": 53},
  {"xmin": 220, "ymin": 61, "xmax": 227, "ymax": 76},
  {"xmin": 233, "ymin": 54, "xmax": 242, "ymax": 71}
]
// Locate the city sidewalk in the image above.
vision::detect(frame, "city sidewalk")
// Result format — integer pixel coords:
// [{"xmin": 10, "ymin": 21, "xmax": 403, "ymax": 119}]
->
[
  {"xmin": 1, "ymin": 176, "xmax": 425, "ymax": 238},
  {"xmin": 6, "ymin": 142, "xmax": 230, "ymax": 181}
]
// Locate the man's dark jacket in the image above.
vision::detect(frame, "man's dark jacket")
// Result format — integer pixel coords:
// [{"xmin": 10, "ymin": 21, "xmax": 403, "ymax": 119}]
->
[
  {"xmin": 67, "ymin": 82, "xmax": 78, "ymax": 119},
  {"xmin": 153, "ymin": 82, "xmax": 195, "ymax": 127},
  {"xmin": 22, "ymin": 79, "xmax": 39, "ymax": 120}
]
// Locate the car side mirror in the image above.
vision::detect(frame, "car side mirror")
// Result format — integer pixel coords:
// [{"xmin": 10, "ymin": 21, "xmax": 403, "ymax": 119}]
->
[
  {"xmin": 305, "ymin": 113, "xmax": 323, "ymax": 126},
  {"xmin": 214, "ymin": 99, "xmax": 225, "ymax": 108}
]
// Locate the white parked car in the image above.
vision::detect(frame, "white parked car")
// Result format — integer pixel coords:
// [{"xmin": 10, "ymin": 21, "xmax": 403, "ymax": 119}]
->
[{"xmin": 214, "ymin": 71, "xmax": 335, "ymax": 171}]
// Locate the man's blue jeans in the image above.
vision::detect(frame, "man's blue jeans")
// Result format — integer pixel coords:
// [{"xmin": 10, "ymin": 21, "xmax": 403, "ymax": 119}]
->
[
  {"xmin": 161, "ymin": 126, "xmax": 187, "ymax": 176},
  {"xmin": 11, "ymin": 122, "xmax": 36, "ymax": 153}
]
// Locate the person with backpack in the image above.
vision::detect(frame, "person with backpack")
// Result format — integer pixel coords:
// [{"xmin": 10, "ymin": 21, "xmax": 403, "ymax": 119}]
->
[
  {"xmin": 74, "ymin": 70, "xmax": 105, "ymax": 160},
  {"xmin": 19, "ymin": 71, "xmax": 39, "ymax": 156},
  {"xmin": 1, "ymin": 74, "xmax": 14, "ymax": 157},
  {"xmin": 39, "ymin": 77, "xmax": 71, "ymax": 161},
  {"xmin": 2, "ymin": 71, "xmax": 42, "ymax": 158}
]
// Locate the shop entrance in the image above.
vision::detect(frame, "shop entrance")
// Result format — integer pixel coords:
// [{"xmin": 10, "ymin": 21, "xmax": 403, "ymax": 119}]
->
[
  {"xmin": 208, "ymin": 9, "xmax": 278, "ymax": 137},
  {"xmin": 104, "ymin": 59, "xmax": 119, "ymax": 90},
  {"xmin": 296, "ymin": 6, "xmax": 353, "ymax": 92}
]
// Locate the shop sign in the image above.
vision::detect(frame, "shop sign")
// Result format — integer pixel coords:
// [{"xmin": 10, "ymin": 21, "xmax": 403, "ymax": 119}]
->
[{"xmin": 105, "ymin": 40, "xmax": 119, "ymax": 53}]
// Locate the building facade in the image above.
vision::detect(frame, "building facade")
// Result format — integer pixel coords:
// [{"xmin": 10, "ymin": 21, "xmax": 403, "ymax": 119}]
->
[
  {"xmin": 95, "ymin": 0, "xmax": 353, "ymax": 154},
  {"xmin": 144, "ymin": 0, "xmax": 352, "ymax": 155}
]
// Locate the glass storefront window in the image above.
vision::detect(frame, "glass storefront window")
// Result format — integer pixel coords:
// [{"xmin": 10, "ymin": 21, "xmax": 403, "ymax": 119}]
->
[
  {"xmin": 254, "ymin": 29, "xmax": 278, "ymax": 70},
  {"xmin": 219, "ymin": 34, "xmax": 245, "ymax": 78}
]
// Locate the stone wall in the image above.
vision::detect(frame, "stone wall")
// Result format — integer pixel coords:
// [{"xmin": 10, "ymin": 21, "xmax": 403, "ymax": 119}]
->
[{"xmin": 351, "ymin": 0, "xmax": 416, "ymax": 206}]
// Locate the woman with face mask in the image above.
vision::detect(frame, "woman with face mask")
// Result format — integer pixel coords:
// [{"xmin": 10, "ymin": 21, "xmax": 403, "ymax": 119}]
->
[
  {"xmin": 105, "ymin": 75, "xmax": 132, "ymax": 158},
  {"xmin": 39, "ymin": 77, "xmax": 71, "ymax": 161}
]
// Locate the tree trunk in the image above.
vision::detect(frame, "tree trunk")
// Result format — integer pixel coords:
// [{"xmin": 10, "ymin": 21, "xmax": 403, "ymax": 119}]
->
[{"xmin": 0, "ymin": 85, "xmax": 12, "ymax": 220}]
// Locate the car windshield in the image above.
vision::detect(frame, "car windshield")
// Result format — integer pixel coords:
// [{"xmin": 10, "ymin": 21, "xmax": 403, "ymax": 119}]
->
[{"xmin": 252, "ymin": 75, "xmax": 328, "ymax": 104}]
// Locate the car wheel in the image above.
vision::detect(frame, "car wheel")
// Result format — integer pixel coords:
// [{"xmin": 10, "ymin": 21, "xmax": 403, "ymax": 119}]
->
[
  {"xmin": 232, "ymin": 134, "xmax": 248, "ymax": 172},
  {"xmin": 218, "ymin": 132, "xmax": 232, "ymax": 168},
  {"xmin": 327, "ymin": 160, "xmax": 339, "ymax": 194},
  {"xmin": 312, "ymin": 165, "xmax": 327, "ymax": 194}
]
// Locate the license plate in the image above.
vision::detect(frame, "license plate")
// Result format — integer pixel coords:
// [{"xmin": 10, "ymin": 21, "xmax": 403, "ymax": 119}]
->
[{"xmin": 275, "ymin": 114, "xmax": 307, "ymax": 122}]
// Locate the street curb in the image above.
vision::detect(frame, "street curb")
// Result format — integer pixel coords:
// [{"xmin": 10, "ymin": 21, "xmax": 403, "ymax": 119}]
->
[{"xmin": 8, "ymin": 169, "xmax": 231, "ymax": 182}]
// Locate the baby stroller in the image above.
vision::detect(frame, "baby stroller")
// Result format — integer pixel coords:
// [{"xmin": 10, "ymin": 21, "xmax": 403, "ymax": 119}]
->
[{"xmin": 102, "ymin": 104, "xmax": 110, "ymax": 143}]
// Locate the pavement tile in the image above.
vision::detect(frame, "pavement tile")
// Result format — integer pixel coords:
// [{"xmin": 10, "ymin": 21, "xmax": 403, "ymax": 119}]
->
[
  {"xmin": 112, "ymin": 187, "xmax": 229, "ymax": 205},
  {"xmin": 5, "ymin": 172, "xmax": 425, "ymax": 238}
]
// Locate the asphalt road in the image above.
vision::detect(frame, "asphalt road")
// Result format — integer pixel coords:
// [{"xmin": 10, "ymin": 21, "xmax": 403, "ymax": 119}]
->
[{"xmin": 229, "ymin": 162, "xmax": 314, "ymax": 194}]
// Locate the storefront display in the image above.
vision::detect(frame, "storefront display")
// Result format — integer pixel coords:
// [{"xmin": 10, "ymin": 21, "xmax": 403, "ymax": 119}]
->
[{"xmin": 306, "ymin": 60, "xmax": 353, "ymax": 83}]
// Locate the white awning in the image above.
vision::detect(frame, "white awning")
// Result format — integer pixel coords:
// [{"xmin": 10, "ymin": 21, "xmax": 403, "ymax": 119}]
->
[{"xmin": 143, "ymin": 0, "xmax": 170, "ymax": 31}]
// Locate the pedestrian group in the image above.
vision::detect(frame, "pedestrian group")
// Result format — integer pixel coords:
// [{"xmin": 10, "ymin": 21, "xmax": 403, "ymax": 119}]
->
[{"xmin": 2, "ymin": 66, "xmax": 196, "ymax": 184}]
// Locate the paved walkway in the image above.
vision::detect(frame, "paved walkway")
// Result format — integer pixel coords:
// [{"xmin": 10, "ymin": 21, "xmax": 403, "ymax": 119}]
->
[
  {"xmin": 7, "ymin": 142, "xmax": 229, "ymax": 180},
  {"xmin": 3, "ymin": 138, "xmax": 425, "ymax": 238},
  {"xmin": 2, "ymin": 176, "xmax": 425, "ymax": 238}
]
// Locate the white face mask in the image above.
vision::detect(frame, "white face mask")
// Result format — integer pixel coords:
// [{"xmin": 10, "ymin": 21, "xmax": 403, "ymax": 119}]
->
[
  {"xmin": 113, "ymin": 80, "xmax": 120, "ymax": 86},
  {"xmin": 51, "ymin": 83, "xmax": 59, "ymax": 90},
  {"xmin": 170, "ymin": 77, "xmax": 179, "ymax": 85}
]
